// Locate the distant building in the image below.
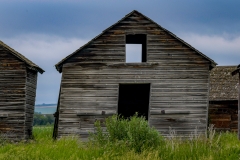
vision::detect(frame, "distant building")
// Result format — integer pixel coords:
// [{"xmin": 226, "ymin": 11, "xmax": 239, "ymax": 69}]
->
[
  {"xmin": 0, "ymin": 40, "xmax": 44, "ymax": 141},
  {"xmin": 209, "ymin": 66, "xmax": 239, "ymax": 131},
  {"xmin": 53, "ymin": 10, "xmax": 217, "ymax": 139}
]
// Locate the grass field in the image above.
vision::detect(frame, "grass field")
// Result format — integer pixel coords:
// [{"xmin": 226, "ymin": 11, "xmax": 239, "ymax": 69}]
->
[{"xmin": 1, "ymin": 120, "xmax": 240, "ymax": 159}]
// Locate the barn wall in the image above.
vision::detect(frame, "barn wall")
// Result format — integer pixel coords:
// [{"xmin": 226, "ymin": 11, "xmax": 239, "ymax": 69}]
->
[
  {"xmin": 0, "ymin": 48, "xmax": 27, "ymax": 141},
  {"xmin": 56, "ymin": 12, "xmax": 211, "ymax": 139},
  {"xmin": 58, "ymin": 63, "xmax": 209, "ymax": 138},
  {"xmin": 25, "ymin": 69, "xmax": 38, "ymax": 139},
  {"xmin": 209, "ymin": 100, "xmax": 238, "ymax": 132}
]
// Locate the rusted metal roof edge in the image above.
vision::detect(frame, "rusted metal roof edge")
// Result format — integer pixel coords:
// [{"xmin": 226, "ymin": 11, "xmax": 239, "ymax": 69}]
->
[
  {"xmin": 0, "ymin": 40, "xmax": 45, "ymax": 74},
  {"xmin": 55, "ymin": 10, "xmax": 217, "ymax": 73}
]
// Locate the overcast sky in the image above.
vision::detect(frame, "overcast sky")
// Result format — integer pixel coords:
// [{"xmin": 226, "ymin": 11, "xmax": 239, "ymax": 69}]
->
[{"xmin": 1, "ymin": 0, "xmax": 240, "ymax": 104}]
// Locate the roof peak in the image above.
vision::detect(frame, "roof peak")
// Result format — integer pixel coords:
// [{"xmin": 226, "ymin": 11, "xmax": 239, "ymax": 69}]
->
[
  {"xmin": 0, "ymin": 40, "xmax": 44, "ymax": 74},
  {"xmin": 55, "ymin": 10, "xmax": 217, "ymax": 72}
]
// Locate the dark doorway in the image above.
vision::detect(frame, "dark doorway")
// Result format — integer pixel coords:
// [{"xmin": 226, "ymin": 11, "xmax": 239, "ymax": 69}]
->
[{"xmin": 118, "ymin": 84, "xmax": 150, "ymax": 120}]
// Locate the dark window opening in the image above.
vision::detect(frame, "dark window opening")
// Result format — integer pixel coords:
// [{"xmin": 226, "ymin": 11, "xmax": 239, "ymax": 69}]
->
[
  {"xmin": 125, "ymin": 34, "xmax": 146, "ymax": 62},
  {"xmin": 118, "ymin": 84, "xmax": 150, "ymax": 120}
]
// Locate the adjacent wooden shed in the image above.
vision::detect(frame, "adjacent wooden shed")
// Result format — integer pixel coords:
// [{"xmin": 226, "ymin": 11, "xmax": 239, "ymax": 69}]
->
[
  {"xmin": 0, "ymin": 40, "xmax": 44, "ymax": 141},
  {"xmin": 53, "ymin": 10, "xmax": 217, "ymax": 139},
  {"xmin": 209, "ymin": 66, "xmax": 239, "ymax": 131}
]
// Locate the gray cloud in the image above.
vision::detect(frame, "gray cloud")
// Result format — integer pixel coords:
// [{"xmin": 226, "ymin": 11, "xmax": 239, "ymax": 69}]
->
[
  {"xmin": 179, "ymin": 33, "xmax": 240, "ymax": 65},
  {"xmin": 1, "ymin": 1, "xmax": 240, "ymax": 103},
  {"xmin": 1, "ymin": 1, "xmax": 240, "ymax": 38}
]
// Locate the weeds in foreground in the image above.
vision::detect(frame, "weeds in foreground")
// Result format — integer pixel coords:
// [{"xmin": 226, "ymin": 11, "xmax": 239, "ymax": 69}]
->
[
  {"xmin": 90, "ymin": 115, "xmax": 164, "ymax": 152},
  {"xmin": 0, "ymin": 117, "xmax": 240, "ymax": 159}
]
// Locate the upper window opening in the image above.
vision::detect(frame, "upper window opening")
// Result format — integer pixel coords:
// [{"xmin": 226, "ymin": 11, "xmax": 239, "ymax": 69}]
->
[
  {"xmin": 126, "ymin": 44, "xmax": 142, "ymax": 62},
  {"xmin": 125, "ymin": 34, "xmax": 146, "ymax": 63}
]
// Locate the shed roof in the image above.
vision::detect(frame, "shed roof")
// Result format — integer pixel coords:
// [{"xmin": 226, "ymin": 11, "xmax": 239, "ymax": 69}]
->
[
  {"xmin": 0, "ymin": 40, "xmax": 44, "ymax": 74},
  {"xmin": 55, "ymin": 10, "xmax": 217, "ymax": 73},
  {"xmin": 209, "ymin": 66, "xmax": 239, "ymax": 101}
]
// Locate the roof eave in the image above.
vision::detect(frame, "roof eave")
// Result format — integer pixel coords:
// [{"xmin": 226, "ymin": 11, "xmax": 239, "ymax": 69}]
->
[
  {"xmin": 27, "ymin": 65, "xmax": 45, "ymax": 74},
  {"xmin": 210, "ymin": 62, "xmax": 217, "ymax": 70},
  {"xmin": 33, "ymin": 67, "xmax": 45, "ymax": 74},
  {"xmin": 55, "ymin": 64, "xmax": 62, "ymax": 73}
]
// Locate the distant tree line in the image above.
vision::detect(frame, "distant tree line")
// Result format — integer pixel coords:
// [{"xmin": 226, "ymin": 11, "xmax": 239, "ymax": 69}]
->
[{"xmin": 33, "ymin": 112, "xmax": 55, "ymax": 126}]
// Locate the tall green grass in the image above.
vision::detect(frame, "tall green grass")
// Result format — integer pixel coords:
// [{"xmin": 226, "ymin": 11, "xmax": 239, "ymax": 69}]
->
[{"xmin": 0, "ymin": 116, "xmax": 240, "ymax": 160}]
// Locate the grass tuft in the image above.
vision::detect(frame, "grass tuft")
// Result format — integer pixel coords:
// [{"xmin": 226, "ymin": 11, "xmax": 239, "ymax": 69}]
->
[{"xmin": 90, "ymin": 114, "xmax": 164, "ymax": 152}]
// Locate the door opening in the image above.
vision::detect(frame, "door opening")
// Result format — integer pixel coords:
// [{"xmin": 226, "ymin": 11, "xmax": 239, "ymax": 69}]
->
[{"xmin": 118, "ymin": 84, "xmax": 150, "ymax": 120}]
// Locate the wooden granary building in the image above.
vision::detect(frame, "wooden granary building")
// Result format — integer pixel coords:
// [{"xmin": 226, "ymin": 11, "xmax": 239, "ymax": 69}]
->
[
  {"xmin": 0, "ymin": 40, "xmax": 44, "ymax": 141},
  {"xmin": 209, "ymin": 66, "xmax": 239, "ymax": 131},
  {"xmin": 53, "ymin": 10, "xmax": 217, "ymax": 139}
]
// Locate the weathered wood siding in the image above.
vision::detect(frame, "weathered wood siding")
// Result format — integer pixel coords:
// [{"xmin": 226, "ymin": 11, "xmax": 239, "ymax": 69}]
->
[
  {"xmin": 56, "ymin": 12, "xmax": 211, "ymax": 139},
  {"xmin": 58, "ymin": 63, "xmax": 209, "ymax": 138},
  {"xmin": 0, "ymin": 48, "xmax": 26, "ymax": 141},
  {"xmin": 25, "ymin": 69, "xmax": 37, "ymax": 139},
  {"xmin": 0, "ymin": 39, "xmax": 43, "ymax": 141},
  {"xmin": 209, "ymin": 101, "xmax": 238, "ymax": 132}
]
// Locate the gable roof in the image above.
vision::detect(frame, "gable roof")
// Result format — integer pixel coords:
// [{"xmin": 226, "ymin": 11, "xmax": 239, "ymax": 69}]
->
[
  {"xmin": 55, "ymin": 10, "xmax": 217, "ymax": 72},
  {"xmin": 209, "ymin": 66, "xmax": 239, "ymax": 101},
  {"xmin": 0, "ymin": 40, "xmax": 44, "ymax": 74}
]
